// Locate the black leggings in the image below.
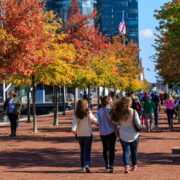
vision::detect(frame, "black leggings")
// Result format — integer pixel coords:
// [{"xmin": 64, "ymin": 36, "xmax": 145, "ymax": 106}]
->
[
  {"xmin": 166, "ymin": 109, "xmax": 174, "ymax": 127},
  {"xmin": 100, "ymin": 132, "xmax": 116, "ymax": 167},
  {"xmin": 7, "ymin": 113, "xmax": 18, "ymax": 135}
]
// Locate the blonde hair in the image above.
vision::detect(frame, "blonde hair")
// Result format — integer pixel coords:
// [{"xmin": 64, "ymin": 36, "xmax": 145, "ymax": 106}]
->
[{"xmin": 167, "ymin": 94, "xmax": 173, "ymax": 100}]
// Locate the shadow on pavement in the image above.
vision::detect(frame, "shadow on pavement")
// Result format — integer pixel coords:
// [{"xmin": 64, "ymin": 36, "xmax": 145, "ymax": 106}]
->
[
  {"xmin": 0, "ymin": 147, "xmax": 179, "ymax": 170},
  {"xmin": 139, "ymin": 152, "xmax": 180, "ymax": 165}
]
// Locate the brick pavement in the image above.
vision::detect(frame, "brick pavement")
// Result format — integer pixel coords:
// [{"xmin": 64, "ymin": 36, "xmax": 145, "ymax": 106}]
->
[{"xmin": 0, "ymin": 109, "xmax": 180, "ymax": 180}]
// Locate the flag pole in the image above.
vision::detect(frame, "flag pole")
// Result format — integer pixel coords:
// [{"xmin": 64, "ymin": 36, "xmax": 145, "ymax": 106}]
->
[{"xmin": 118, "ymin": 11, "xmax": 126, "ymax": 44}]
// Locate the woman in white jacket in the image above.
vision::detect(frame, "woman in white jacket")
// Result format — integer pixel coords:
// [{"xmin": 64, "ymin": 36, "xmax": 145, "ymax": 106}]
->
[
  {"xmin": 110, "ymin": 97, "xmax": 141, "ymax": 173},
  {"xmin": 72, "ymin": 99, "xmax": 98, "ymax": 173}
]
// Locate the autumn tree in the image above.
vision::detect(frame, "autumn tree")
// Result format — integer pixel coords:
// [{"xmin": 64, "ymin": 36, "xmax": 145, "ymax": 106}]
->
[
  {"xmin": 62, "ymin": 0, "xmax": 109, "ymax": 104},
  {"xmin": 154, "ymin": 0, "xmax": 180, "ymax": 83},
  {"xmin": 106, "ymin": 37, "xmax": 140, "ymax": 91},
  {"xmin": 0, "ymin": 0, "xmax": 54, "ymax": 132},
  {"xmin": 5, "ymin": 10, "xmax": 76, "ymax": 127}
]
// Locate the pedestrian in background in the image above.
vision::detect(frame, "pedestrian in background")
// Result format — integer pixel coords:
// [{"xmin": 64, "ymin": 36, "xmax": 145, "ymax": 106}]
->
[
  {"xmin": 88, "ymin": 93, "xmax": 93, "ymax": 110},
  {"xmin": 131, "ymin": 93, "xmax": 141, "ymax": 117},
  {"xmin": 160, "ymin": 93, "xmax": 164, "ymax": 105},
  {"xmin": 3, "ymin": 90, "xmax": 21, "ymax": 137},
  {"xmin": 143, "ymin": 95, "xmax": 155, "ymax": 132},
  {"xmin": 151, "ymin": 92, "xmax": 160, "ymax": 128},
  {"xmin": 72, "ymin": 99, "xmax": 98, "ymax": 173},
  {"xmin": 97, "ymin": 96, "xmax": 116, "ymax": 173},
  {"xmin": 110, "ymin": 97, "xmax": 141, "ymax": 173},
  {"xmin": 164, "ymin": 94, "xmax": 175, "ymax": 128},
  {"xmin": 83, "ymin": 91, "xmax": 88, "ymax": 101}
]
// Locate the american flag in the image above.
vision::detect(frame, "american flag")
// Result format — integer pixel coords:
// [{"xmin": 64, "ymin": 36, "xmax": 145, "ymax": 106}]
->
[{"xmin": 119, "ymin": 11, "xmax": 126, "ymax": 36}]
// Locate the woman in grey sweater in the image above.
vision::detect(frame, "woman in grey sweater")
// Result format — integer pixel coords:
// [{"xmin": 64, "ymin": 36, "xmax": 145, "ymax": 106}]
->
[{"xmin": 111, "ymin": 97, "xmax": 141, "ymax": 173}]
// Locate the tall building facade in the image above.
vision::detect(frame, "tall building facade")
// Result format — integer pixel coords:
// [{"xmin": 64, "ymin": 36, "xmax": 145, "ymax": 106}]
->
[
  {"xmin": 45, "ymin": 0, "xmax": 138, "ymax": 44},
  {"xmin": 97, "ymin": 0, "xmax": 139, "ymax": 44},
  {"xmin": 45, "ymin": 0, "xmax": 96, "ymax": 21}
]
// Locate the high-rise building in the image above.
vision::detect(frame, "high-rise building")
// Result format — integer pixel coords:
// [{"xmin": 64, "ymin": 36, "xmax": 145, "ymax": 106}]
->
[
  {"xmin": 45, "ymin": 0, "xmax": 96, "ymax": 21},
  {"xmin": 45, "ymin": 0, "xmax": 138, "ymax": 44},
  {"xmin": 97, "ymin": 0, "xmax": 139, "ymax": 44}
]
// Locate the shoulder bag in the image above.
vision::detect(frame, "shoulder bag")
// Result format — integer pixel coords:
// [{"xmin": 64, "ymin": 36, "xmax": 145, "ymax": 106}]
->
[{"xmin": 133, "ymin": 110, "xmax": 142, "ymax": 132}]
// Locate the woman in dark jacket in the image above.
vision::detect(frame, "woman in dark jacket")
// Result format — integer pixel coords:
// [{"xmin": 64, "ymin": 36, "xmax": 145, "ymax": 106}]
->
[{"xmin": 3, "ymin": 91, "xmax": 21, "ymax": 137}]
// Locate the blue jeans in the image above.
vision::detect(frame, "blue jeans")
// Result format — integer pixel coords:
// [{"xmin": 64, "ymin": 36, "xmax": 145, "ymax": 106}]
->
[
  {"xmin": 120, "ymin": 136, "xmax": 139, "ymax": 167},
  {"xmin": 154, "ymin": 107, "xmax": 159, "ymax": 126},
  {"xmin": 78, "ymin": 136, "xmax": 93, "ymax": 168}
]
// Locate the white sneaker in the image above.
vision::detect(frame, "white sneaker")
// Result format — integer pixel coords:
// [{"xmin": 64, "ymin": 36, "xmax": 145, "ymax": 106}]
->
[
  {"xmin": 81, "ymin": 167, "xmax": 85, "ymax": 171},
  {"xmin": 85, "ymin": 165, "xmax": 91, "ymax": 173}
]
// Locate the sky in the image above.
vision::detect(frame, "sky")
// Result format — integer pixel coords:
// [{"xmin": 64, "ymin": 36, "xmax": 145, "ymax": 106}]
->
[{"xmin": 139, "ymin": 0, "xmax": 171, "ymax": 83}]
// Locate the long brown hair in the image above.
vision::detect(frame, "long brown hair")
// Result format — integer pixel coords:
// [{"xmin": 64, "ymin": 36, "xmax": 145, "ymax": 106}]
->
[
  {"xmin": 110, "ymin": 97, "xmax": 132, "ymax": 123},
  {"xmin": 75, "ymin": 99, "xmax": 89, "ymax": 119}
]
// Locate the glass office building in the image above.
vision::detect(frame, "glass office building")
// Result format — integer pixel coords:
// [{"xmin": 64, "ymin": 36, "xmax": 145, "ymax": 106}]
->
[
  {"xmin": 97, "ymin": 0, "xmax": 139, "ymax": 45},
  {"xmin": 45, "ymin": 0, "xmax": 96, "ymax": 21},
  {"xmin": 45, "ymin": 0, "xmax": 138, "ymax": 44}
]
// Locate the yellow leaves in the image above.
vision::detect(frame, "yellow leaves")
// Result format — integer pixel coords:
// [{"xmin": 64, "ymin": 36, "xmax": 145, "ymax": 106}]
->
[
  {"xmin": 0, "ymin": 28, "xmax": 8, "ymax": 40},
  {"xmin": 48, "ymin": 42, "xmax": 76, "ymax": 62},
  {"xmin": 126, "ymin": 79, "xmax": 150, "ymax": 92},
  {"xmin": 36, "ymin": 60, "xmax": 74, "ymax": 86},
  {"xmin": 6, "ymin": 74, "xmax": 31, "ymax": 87},
  {"xmin": 72, "ymin": 65, "xmax": 98, "ymax": 88}
]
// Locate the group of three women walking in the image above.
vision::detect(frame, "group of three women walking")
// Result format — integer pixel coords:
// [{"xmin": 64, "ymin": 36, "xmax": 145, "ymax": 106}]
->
[{"xmin": 72, "ymin": 96, "xmax": 141, "ymax": 173}]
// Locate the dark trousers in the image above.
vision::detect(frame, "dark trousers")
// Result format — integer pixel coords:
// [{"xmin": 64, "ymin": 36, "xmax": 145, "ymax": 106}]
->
[
  {"xmin": 7, "ymin": 113, "xmax": 18, "ymax": 135},
  {"xmin": 160, "ymin": 99, "xmax": 164, "ymax": 105},
  {"xmin": 154, "ymin": 107, "xmax": 159, "ymax": 126},
  {"xmin": 166, "ymin": 109, "xmax": 174, "ymax": 127},
  {"xmin": 120, "ymin": 136, "xmax": 139, "ymax": 167},
  {"xmin": 78, "ymin": 136, "xmax": 93, "ymax": 168},
  {"xmin": 100, "ymin": 132, "xmax": 116, "ymax": 167}
]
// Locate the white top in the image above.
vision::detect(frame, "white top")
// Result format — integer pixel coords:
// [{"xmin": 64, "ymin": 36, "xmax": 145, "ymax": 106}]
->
[
  {"xmin": 119, "ymin": 108, "xmax": 141, "ymax": 142},
  {"xmin": 72, "ymin": 111, "xmax": 98, "ymax": 137}
]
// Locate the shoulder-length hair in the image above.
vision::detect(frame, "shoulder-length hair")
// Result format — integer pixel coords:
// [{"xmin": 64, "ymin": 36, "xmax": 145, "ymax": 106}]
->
[
  {"xmin": 110, "ymin": 97, "xmax": 132, "ymax": 124},
  {"xmin": 75, "ymin": 99, "xmax": 89, "ymax": 119},
  {"xmin": 101, "ymin": 96, "xmax": 110, "ymax": 108}
]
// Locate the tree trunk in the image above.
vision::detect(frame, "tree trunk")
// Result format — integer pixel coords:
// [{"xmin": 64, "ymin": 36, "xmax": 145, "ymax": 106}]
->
[
  {"xmin": 97, "ymin": 87, "xmax": 100, "ymax": 106},
  {"xmin": 103, "ymin": 87, "xmax": 105, "ymax": 96},
  {"xmin": 53, "ymin": 85, "xmax": 59, "ymax": 126},
  {"xmin": 88, "ymin": 86, "xmax": 90, "ymax": 107},
  {"xmin": 62, "ymin": 86, "xmax": 66, "ymax": 115},
  {"xmin": 32, "ymin": 75, "xmax": 37, "ymax": 132},
  {"xmin": 26, "ymin": 86, "xmax": 31, "ymax": 123},
  {"xmin": 74, "ymin": 87, "xmax": 76, "ymax": 111}
]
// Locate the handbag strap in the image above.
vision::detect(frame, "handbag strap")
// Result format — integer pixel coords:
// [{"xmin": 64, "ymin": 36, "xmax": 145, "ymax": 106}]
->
[{"xmin": 133, "ymin": 110, "xmax": 136, "ymax": 123}]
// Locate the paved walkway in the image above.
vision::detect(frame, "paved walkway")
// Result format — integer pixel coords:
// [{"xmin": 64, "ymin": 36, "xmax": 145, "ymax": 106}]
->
[{"xmin": 0, "ymin": 108, "xmax": 180, "ymax": 180}]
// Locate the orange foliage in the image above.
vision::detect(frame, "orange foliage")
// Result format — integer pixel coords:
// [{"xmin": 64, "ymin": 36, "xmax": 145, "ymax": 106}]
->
[{"xmin": 0, "ymin": 0, "xmax": 52, "ymax": 78}]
